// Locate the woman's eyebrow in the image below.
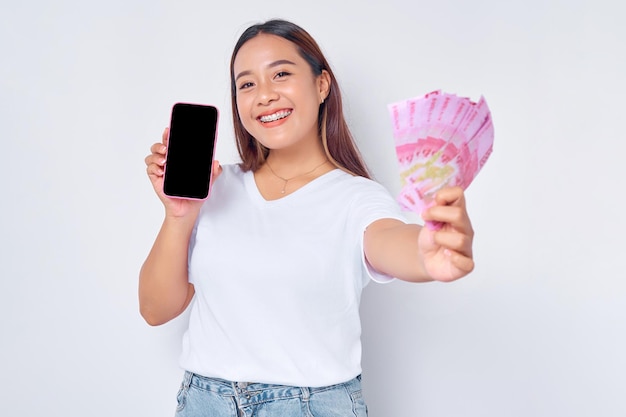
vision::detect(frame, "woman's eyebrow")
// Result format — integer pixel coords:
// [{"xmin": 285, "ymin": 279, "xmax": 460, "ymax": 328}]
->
[
  {"xmin": 235, "ymin": 59, "xmax": 297, "ymax": 82},
  {"xmin": 268, "ymin": 59, "xmax": 296, "ymax": 69}
]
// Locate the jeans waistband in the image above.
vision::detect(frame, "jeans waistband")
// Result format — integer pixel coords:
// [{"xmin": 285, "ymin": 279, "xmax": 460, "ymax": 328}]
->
[{"xmin": 183, "ymin": 371, "xmax": 362, "ymax": 407}]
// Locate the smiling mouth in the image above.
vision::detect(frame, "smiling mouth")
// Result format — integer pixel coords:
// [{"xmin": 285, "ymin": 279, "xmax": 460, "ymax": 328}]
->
[{"xmin": 259, "ymin": 110, "xmax": 292, "ymax": 123}]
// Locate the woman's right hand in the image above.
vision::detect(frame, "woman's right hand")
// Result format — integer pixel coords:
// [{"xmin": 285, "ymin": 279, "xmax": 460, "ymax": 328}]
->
[{"xmin": 145, "ymin": 127, "xmax": 222, "ymax": 219}]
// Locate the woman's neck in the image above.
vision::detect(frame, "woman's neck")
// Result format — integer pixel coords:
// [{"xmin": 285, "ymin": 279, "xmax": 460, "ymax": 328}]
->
[
  {"xmin": 264, "ymin": 140, "xmax": 328, "ymax": 177},
  {"xmin": 255, "ymin": 139, "xmax": 334, "ymax": 199}
]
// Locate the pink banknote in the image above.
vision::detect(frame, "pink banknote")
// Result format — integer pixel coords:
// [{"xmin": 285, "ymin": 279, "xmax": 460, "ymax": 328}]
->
[{"xmin": 388, "ymin": 91, "xmax": 494, "ymax": 225}]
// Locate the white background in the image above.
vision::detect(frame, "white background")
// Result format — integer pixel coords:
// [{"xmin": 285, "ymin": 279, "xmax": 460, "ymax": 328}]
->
[{"xmin": 1, "ymin": 1, "xmax": 624, "ymax": 416}]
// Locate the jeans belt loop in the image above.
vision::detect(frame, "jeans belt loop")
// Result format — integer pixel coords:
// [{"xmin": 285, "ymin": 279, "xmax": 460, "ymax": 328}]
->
[
  {"xmin": 183, "ymin": 371, "xmax": 193, "ymax": 389},
  {"xmin": 300, "ymin": 386, "xmax": 310, "ymax": 402}
]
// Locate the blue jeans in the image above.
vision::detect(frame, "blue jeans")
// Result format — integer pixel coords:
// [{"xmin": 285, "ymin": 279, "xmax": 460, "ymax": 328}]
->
[{"xmin": 174, "ymin": 371, "xmax": 368, "ymax": 417}]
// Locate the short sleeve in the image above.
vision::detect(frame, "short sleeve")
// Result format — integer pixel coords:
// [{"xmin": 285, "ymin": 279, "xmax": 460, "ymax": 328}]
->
[{"xmin": 349, "ymin": 178, "xmax": 408, "ymax": 285}]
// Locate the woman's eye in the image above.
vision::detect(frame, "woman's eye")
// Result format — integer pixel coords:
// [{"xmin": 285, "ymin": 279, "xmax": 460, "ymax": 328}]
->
[
  {"xmin": 275, "ymin": 71, "xmax": 291, "ymax": 79},
  {"xmin": 239, "ymin": 82, "xmax": 254, "ymax": 90}
]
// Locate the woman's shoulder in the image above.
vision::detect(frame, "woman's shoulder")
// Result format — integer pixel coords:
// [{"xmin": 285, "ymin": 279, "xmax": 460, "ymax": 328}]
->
[
  {"xmin": 207, "ymin": 163, "xmax": 246, "ymax": 196},
  {"xmin": 220, "ymin": 163, "xmax": 244, "ymax": 175},
  {"xmin": 327, "ymin": 169, "xmax": 405, "ymax": 224},
  {"xmin": 332, "ymin": 169, "xmax": 390, "ymax": 194},
  {"xmin": 217, "ymin": 163, "xmax": 251, "ymax": 183}
]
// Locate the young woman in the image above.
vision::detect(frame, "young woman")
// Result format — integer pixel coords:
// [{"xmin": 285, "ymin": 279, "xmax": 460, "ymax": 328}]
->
[{"xmin": 141, "ymin": 19, "xmax": 474, "ymax": 417}]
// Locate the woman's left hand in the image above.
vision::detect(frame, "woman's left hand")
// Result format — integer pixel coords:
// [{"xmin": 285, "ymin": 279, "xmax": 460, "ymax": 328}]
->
[{"xmin": 418, "ymin": 187, "xmax": 475, "ymax": 282}]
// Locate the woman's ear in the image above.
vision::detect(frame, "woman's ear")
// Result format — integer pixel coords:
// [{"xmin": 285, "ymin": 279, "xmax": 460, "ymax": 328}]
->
[{"xmin": 318, "ymin": 70, "xmax": 331, "ymax": 103}]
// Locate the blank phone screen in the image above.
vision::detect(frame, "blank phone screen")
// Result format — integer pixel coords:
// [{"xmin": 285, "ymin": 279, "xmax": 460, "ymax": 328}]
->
[{"xmin": 163, "ymin": 103, "xmax": 218, "ymax": 199}]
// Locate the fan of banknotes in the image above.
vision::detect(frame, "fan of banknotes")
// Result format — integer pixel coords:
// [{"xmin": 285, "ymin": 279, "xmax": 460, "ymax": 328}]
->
[{"xmin": 388, "ymin": 90, "xmax": 494, "ymax": 223}]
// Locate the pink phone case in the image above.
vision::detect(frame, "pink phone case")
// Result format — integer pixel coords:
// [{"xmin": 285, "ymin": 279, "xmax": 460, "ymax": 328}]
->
[{"xmin": 163, "ymin": 102, "xmax": 219, "ymax": 200}]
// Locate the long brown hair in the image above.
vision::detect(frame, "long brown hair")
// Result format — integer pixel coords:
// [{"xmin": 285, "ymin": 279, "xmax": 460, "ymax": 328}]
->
[{"xmin": 229, "ymin": 19, "xmax": 371, "ymax": 179}]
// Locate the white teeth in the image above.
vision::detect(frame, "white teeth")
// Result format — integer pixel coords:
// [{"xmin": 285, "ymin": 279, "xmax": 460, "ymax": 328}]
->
[{"xmin": 259, "ymin": 110, "xmax": 291, "ymax": 123}]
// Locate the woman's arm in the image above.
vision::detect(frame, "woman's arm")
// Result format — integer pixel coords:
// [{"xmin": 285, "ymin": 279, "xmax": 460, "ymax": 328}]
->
[
  {"xmin": 139, "ymin": 129, "xmax": 221, "ymax": 325},
  {"xmin": 363, "ymin": 186, "xmax": 474, "ymax": 283},
  {"xmin": 139, "ymin": 216, "xmax": 197, "ymax": 326}
]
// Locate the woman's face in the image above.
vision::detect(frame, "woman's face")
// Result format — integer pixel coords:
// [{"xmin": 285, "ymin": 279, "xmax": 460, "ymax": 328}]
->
[{"xmin": 233, "ymin": 34, "xmax": 329, "ymax": 153}]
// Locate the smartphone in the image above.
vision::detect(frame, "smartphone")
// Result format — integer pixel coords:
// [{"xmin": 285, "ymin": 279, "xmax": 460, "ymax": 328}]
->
[{"xmin": 163, "ymin": 103, "xmax": 219, "ymax": 200}]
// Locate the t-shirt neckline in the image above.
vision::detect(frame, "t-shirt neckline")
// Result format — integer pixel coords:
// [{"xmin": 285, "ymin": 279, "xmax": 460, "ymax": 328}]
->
[{"xmin": 244, "ymin": 167, "xmax": 344, "ymax": 205}]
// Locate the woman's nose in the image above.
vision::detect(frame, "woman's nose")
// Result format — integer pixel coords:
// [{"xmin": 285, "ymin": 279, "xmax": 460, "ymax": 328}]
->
[{"xmin": 256, "ymin": 81, "xmax": 279, "ymax": 105}]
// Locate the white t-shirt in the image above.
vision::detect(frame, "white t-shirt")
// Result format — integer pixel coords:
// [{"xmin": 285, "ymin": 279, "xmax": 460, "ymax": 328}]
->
[{"xmin": 179, "ymin": 164, "xmax": 406, "ymax": 387}]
